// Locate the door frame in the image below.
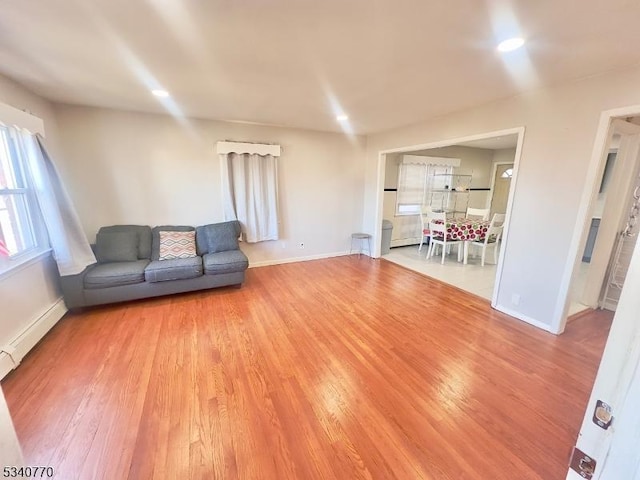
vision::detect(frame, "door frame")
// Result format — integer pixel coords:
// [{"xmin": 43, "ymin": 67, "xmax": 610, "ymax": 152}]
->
[
  {"xmin": 373, "ymin": 126, "xmax": 525, "ymax": 310},
  {"xmin": 553, "ymin": 104, "xmax": 640, "ymax": 334}
]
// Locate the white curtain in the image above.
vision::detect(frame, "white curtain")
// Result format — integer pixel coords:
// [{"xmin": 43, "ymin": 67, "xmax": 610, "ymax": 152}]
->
[
  {"xmin": 19, "ymin": 132, "xmax": 96, "ymax": 275},
  {"xmin": 396, "ymin": 163, "xmax": 427, "ymax": 214},
  {"xmin": 220, "ymin": 152, "xmax": 279, "ymax": 243}
]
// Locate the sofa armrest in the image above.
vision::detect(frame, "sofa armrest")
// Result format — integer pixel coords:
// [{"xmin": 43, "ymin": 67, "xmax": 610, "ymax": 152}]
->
[{"xmin": 59, "ymin": 267, "xmax": 91, "ymax": 309}]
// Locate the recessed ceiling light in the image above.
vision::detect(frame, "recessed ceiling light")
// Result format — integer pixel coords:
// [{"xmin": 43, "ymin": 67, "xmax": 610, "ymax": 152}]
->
[
  {"xmin": 151, "ymin": 89, "xmax": 170, "ymax": 98},
  {"xmin": 497, "ymin": 37, "xmax": 525, "ymax": 53},
  {"xmin": 336, "ymin": 114, "xmax": 349, "ymax": 122}
]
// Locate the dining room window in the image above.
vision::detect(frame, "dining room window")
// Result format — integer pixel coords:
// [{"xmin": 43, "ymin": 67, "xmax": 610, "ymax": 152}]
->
[
  {"xmin": 396, "ymin": 161, "xmax": 454, "ymax": 215},
  {"xmin": 396, "ymin": 163, "xmax": 427, "ymax": 215}
]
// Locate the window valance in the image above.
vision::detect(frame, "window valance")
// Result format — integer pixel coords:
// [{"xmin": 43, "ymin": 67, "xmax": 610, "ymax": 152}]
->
[
  {"xmin": 402, "ymin": 155, "xmax": 460, "ymax": 167},
  {"xmin": 0, "ymin": 102, "xmax": 45, "ymax": 136},
  {"xmin": 216, "ymin": 141, "xmax": 281, "ymax": 157}
]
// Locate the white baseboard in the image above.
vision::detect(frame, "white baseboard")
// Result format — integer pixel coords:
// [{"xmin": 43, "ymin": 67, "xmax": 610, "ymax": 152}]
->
[
  {"xmin": 0, "ymin": 298, "xmax": 67, "ymax": 380},
  {"xmin": 0, "ymin": 353, "xmax": 14, "ymax": 382},
  {"xmin": 493, "ymin": 303, "xmax": 556, "ymax": 334},
  {"xmin": 249, "ymin": 251, "xmax": 357, "ymax": 268}
]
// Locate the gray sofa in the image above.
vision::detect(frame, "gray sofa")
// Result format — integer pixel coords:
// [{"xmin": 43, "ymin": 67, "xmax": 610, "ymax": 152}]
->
[{"xmin": 60, "ymin": 221, "xmax": 249, "ymax": 309}]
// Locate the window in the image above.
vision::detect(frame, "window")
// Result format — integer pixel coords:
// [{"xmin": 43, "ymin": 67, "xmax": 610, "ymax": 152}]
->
[
  {"xmin": 218, "ymin": 142, "xmax": 280, "ymax": 243},
  {"xmin": 0, "ymin": 124, "xmax": 45, "ymax": 264},
  {"xmin": 396, "ymin": 163, "xmax": 427, "ymax": 215},
  {"xmin": 599, "ymin": 152, "xmax": 616, "ymax": 193},
  {"xmin": 396, "ymin": 162, "xmax": 453, "ymax": 215},
  {"xmin": 501, "ymin": 168, "xmax": 514, "ymax": 179}
]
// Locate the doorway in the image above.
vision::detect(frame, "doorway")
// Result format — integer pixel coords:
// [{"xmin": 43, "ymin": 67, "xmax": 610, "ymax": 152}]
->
[
  {"xmin": 567, "ymin": 118, "xmax": 640, "ymax": 317},
  {"xmin": 374, "ymin": 127, "xmax": 524, "ymax": 309},
  {"xmin": 567, "ymin": 113, "xmax": 640, "ymax": 479}
]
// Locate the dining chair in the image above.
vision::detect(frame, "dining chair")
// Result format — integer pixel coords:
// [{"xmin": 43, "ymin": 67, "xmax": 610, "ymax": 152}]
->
[
  {"xmin": 418, "ymin": 205, "xmax": 434, "ymax": 252},
  {"xmin": 466, "ymin": 207, "xmax": 490, "ymax": 221},
  {"xmin": 469, "ymin": 213, "xmax": 506, "ymax": 266},
  {"xmin": 427, "ymin": 212, "xmax": 462, "ymax": 264}
]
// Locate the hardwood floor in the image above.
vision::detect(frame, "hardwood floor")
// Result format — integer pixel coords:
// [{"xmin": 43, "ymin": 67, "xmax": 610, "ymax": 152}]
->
[{"xmin": 2, "ymin": 256, "xmax": 612, "ymax": 480}]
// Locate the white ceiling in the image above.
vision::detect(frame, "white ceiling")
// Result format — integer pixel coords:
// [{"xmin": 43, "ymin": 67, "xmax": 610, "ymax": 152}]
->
[{"xmin": 1, "ymin": 1, "xmax": 639, "ymax": 135}]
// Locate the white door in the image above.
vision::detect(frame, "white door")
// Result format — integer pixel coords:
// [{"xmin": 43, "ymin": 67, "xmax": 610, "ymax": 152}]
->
[{"xmin": 567, "ymin": 225, "xmax": 640, "ymax": 479}]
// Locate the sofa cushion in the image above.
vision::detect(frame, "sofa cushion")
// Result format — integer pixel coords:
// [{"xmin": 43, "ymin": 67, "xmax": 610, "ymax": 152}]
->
[
  {"xmin": 158, "ymin": 231, "xmax": 197, "ymax": 260},
  {"xmin": 97, "ymin": 225, "xmax": 152, "ymax": 259},
  {"xmin": 203, "ymin": 249, "xmax": 249, "ymax": 275},
  {"xmin": 95, "ymin": 231, "xmax": 139, "ymax": 263},
  {"xmin": 152, "ymin": 225, "xmax": 195, "ymax": 261},
  {"xmin": 196, "ymin": 221, "xmax": 241, "ymax": 255},
  {"xmin": 144, "ymin": 257, "xmax": 203, "ymax": 283},
  {"xmin": 84, "ymin": 260, "xmax": 150, "ymax": 289}
]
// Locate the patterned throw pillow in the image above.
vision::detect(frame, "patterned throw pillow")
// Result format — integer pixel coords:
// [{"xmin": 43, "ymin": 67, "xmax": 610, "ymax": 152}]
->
[{"xmin": 158, "ymin": 230, "xmax": 197, "ymax": 260}]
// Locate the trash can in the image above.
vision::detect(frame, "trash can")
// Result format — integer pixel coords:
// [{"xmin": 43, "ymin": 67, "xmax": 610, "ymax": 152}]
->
[{"xmin": 381, "ymin": 219, "xmax": 393, "ymax": 255}]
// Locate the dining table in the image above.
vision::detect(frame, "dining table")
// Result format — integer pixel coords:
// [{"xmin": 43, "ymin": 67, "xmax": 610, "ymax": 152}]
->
[{"xmin": 432, "ymin": 217, "xmax": 492, "ymax": 264}]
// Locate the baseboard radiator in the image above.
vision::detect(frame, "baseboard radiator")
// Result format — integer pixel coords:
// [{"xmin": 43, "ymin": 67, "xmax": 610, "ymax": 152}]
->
[{"xmin": 0, "ymin": 299, "xmax": 67, "ymax": 380}]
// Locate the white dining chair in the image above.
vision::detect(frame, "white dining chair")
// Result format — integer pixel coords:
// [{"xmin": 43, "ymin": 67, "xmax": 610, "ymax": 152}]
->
[
  {"xmin": 418, "ymin": 205, "xmax": 434, "ymax": 252},
  {"xmin": 466, "ymin": 207, "xmax": 490, "ymax": 221},
  {"xmin": 469, "ymin": 213, "xmax": 506, "ymax": 266},
  {"xmin": 427, "ymin": 212, "xmax": 462, "ymax": 264}
]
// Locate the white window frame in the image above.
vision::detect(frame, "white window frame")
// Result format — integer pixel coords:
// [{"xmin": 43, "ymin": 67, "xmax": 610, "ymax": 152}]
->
[{"xmin": 0, "ymin": 105, "xmax": 48, "ymax": 275}]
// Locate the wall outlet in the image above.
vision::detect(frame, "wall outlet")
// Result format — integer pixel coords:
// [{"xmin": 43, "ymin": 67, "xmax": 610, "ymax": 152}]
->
[
  {"xmin": 299, "ymin": 242, "xmax": 305, "ymax": 249},
  {"xmin": 511, "ymin": 293, "xmax": 521, "ymax": 306}
]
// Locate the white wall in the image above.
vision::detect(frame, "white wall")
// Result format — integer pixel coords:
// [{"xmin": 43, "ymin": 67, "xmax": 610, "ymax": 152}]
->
[
  {"xmin": 0, "ymin": 75, "xmax": 65, "ymax": 379},
  {"xmin": 492, "ymin": 148, "xmax": 517, "ymax": 166},
  {"xmin": 364, "ymin": 65, "xmax": 640, "ymax": 332},
  {"xmin": 52, "ymin": 105, "xmax": 367, "ymax": 266}
]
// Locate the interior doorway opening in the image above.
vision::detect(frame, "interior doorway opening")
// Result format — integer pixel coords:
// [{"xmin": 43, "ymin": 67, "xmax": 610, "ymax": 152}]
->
[
  {"xmin": 375, "ymin": 128, "xmax": 524, "ymax": 307},
  {"xmin": 568, "ymin": 117, "xmax": 640, "ymax": 316}
]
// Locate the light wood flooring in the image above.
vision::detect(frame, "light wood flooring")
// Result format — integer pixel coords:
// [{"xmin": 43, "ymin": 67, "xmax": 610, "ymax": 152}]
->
[{"xmin": 2, "ymin": 256, "xmax": 613, "ymax": 479}]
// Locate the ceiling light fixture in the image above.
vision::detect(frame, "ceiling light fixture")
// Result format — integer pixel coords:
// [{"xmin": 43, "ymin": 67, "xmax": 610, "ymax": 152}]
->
[
  {"xmin": 336, "ymin": 114, "xmax": 349, "ymax": 122},
  {"xmin": 151, "ymin": 89, "xmax": 170, "ymax": 98},
  {"xmin": 497, "ymin": 37, "xmax": 525, "ymax": 53}
]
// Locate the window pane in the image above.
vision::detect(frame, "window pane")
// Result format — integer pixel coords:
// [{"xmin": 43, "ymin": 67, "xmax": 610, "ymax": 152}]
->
[
  {"xmin": 0, "ymin": 126, "xmax": 27, "ymax": 189},
  {"xmin": 396, "ymin": 163, "xmax": 427, "ymax": 215},
  {"xmin": 397, "ymin": 204, "xmax": 421, "ymax": 214},
  {"xmin": 501, "ymin": 168, "xmax": 513, "ymax": 179},
  {"xmin": 0, "ymin": 193, "xmax": 36, "ymax": 255}
]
